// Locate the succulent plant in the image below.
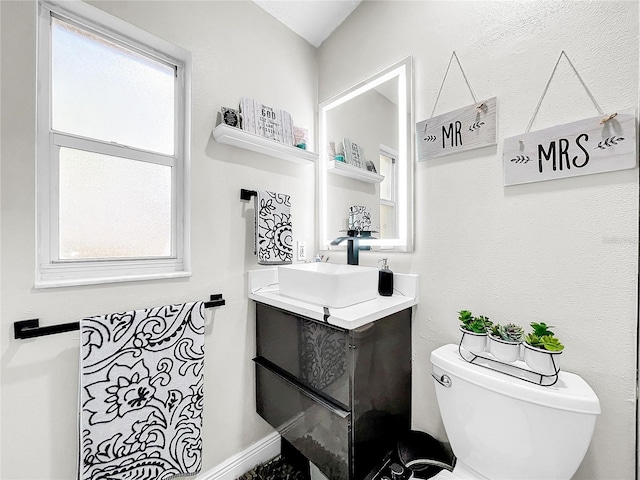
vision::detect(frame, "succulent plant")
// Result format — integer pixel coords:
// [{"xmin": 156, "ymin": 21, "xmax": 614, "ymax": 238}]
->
[
  {"xmin": 525, "ymin": 326, "xmax": 564, "ymax": 352},
  {"xmin": 491, "ymin": 323, "xmax": 525, "ymax": 343},
  {"xmin": 530, "ymin": 322, "xmax": 555, "ymax": 337},
  {"xmin": 458, "ymin": 310, "xmax": 492, "ymax": 334},
  {"xmin": 458, "ymin": 310, "xmax": 473, "ymax": 324},
  {"xmin": 539, "ymin": 335, "xmax": 564, "ymax": 351},
  {"xmin": 465, "ymin": 318, "xmax": 488, "ymax": 333}
]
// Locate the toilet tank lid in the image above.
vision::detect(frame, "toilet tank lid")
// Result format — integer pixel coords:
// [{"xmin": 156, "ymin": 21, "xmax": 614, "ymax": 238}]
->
[{"xmin": 431, "ymin": 344, "xmax": 601, "ymax": 415}]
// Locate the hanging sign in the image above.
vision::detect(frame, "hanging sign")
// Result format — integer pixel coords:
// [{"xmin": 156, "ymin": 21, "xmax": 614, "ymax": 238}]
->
[
  {"xmin": 503, "ymin": 108, "xmax": 637, "ymax": 186},
  {"xmin": 416, "ymin": 97, "xmax": 498, "ymax": 161}
]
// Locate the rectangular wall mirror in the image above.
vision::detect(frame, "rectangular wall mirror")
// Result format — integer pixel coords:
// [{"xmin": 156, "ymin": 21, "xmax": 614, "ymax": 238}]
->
[{"xmin": 318, "ymin": 56, "xmax": 414, "ymax": 253}]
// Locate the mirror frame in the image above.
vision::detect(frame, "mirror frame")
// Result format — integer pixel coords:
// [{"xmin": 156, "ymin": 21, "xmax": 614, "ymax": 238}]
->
[{"xmin": 318, "ymin": 56, "xmax": 414, "ymax": 253}]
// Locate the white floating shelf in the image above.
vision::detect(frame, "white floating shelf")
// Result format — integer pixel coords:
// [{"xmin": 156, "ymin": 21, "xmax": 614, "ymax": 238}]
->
[
  {"xmin": 327, "ymin": 160, "xmax": 385, "ymax": 183},
  {"xmin": 212, "ymin": 124, "xmax": 317, "ymax": 165}
]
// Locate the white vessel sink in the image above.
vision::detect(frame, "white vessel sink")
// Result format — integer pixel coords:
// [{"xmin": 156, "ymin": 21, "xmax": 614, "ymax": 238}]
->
[{"xmin": 278, "ymin": 263, "xmax": 378, "ymax": 308}]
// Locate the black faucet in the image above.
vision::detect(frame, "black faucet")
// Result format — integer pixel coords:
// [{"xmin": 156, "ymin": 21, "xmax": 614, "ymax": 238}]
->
[
  {"xmin": 330, "ymin": 229, "xmax": 368, "ymax": 265},
  {"xmin": 346, "ymin": 237, "xmax": 359, "ymax": 265}
]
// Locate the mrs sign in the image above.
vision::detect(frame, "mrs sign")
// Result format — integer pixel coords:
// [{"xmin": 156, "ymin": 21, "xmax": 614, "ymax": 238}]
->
[{"xmin": 503, "ymin": 108, "xmax": 637, "ymax": 186}]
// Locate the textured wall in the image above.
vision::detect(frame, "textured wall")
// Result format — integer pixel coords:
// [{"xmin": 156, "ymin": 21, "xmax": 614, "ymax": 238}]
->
[
  {"xmin": 0, "ymin": 1, "xmax": 317, "ymax": 478},
  {"xmin": 319, "ymin": 2, "xmax": 638, "ymax": 479}
]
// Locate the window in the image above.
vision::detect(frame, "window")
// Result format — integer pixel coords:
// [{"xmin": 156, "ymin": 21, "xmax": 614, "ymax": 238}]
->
[
  {"xmin": 379, "ymin": 146, "xmax": 398, "ymax": 239},
  {"xmin": 36, "ymin": 1, "xmax": 191, "ymax": 287}
]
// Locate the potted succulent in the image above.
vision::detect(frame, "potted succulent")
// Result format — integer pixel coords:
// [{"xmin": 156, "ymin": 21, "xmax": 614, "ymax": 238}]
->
[
  {"xmin": 458, "ymin": 310, "xmax": 492, "ymax": 354},
  {"xmin": 523, "ymin": 322, "xmax": 564, "ymax": 375},
  {"xmin": 488, "ymin": 323, "xmax": 525, "ymax": 362}
]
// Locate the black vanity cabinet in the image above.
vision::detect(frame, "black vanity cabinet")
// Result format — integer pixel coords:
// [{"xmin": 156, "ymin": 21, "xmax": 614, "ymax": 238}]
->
[{"xmin": 253, "ymin": 302, "xmax": 411, "ymax": 480}]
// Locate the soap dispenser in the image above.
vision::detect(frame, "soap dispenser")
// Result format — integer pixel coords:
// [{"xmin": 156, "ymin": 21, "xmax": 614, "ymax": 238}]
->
[{"xmin": 378, "ymin": 258, "xmax": 393, "ymax": 296}]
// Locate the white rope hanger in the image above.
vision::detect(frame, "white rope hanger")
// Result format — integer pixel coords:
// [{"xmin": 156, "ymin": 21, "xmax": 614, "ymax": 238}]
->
[
  {"xmin": 525, "ymin": 50, "xmax": 616, "ymax": 134},
  {"xmin": 430, "ymin": 51, "xmax": 485, "ymax": 119}
]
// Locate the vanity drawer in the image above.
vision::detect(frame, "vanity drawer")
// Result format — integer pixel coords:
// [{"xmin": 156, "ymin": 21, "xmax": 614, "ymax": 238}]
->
[
  {"xmin": 255, "ymin": 358, "xmax": 352, "ymax": 480},
  {"xmin": 255, "ymin": 302, "xmax": 350, "ymax": 407}
]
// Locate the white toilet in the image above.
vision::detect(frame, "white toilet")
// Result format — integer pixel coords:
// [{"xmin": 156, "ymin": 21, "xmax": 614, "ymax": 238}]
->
[{"xmin": 428, "ymin": 344, "xmax": 601, "ymax": 480}]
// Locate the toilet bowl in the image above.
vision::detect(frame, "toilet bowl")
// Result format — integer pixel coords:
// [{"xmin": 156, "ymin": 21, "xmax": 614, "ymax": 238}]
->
[{"xmin": 429, "ymin": 344, "xmax": 600, "ymax": 480}]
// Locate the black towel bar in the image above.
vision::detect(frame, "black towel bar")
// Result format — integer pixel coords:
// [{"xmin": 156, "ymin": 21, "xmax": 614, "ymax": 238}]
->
[
  {"xmin": 14, "ymin": 294, "xmax": 226, "ymax": 339},
  {"xmin": 240, "ymin": 188, "xmax": 257, "ymax": 200}
]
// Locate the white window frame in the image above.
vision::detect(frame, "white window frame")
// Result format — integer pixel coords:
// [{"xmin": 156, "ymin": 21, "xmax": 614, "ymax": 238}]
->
[
  {"xmin": 379, "ymin": 144, "xmax": 397, "ymax": 206},
  {"xmin": 379, "ymin": 145, "xmax": 398, "ymax": 242},
  {"xmin": 36, "ymin": 0, "xmax": 192, "ymax": 288}
]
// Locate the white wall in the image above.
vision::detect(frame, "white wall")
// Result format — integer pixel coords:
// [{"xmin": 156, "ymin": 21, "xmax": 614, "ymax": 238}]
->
[
  {"xmin": 319, "ymin": 1, "xmax": 638, "ymax": 479},
  {"xmin": 0, "ymin": 1, "xmax": 317, "ymax": 478}
]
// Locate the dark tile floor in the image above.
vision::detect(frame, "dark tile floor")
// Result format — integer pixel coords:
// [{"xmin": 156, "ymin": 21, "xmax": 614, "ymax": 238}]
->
[
  {"xmin": 237, "ymin": 455, "xmax": 308, "ymax": 480},
  {"xmin": 237, "ymin": 434, "xmax": 452, "ymax": 480}
]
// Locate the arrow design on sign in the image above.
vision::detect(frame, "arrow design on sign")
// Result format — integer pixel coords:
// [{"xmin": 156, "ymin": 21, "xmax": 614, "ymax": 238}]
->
[
  {"xmin": 468, "ymin": 121, "xmax": 485, "ymax": 132},
  {"xmin": 510, "ymin": 155, "xmax": 531, "ymax": 164},
  {"xmin": 422, "ymin": 123, "xmax": 436, "ymax": 142},
  {"xmin": 595, "ymin": 136, "xmax": 625, "ymax": 150}
]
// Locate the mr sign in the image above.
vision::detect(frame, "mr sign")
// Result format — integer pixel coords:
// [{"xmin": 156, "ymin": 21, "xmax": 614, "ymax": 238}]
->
[
  {"xmin": 417, "ymin": 97, "xmax": 497, "ymax": 161},
  {"xmin": 503, "ymin": 108, "xmax": 637, "ymax": 186}
]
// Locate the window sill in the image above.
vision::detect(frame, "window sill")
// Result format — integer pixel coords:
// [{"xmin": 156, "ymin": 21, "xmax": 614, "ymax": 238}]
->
[{"xmin": 34, "ymin": 270, "xmax": 192, "ymax": 289}]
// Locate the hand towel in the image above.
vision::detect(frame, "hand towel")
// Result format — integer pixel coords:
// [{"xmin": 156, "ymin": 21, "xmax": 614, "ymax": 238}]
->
[
  {"xmin": 254, "ymin": 190, "xmax": 293, "ymax": 265},
  {"xmin": 78, "ymin": 302, "xmax": 205, "ymax": 480},
  {"xmin": 348, "ymin": 205, "xmax": 372, "ymax": 231}
]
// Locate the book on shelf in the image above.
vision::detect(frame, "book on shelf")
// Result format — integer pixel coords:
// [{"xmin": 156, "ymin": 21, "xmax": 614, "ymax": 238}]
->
[{"xmin": 239, "ymin": 97, "xmax": 294, "ymax": 146}]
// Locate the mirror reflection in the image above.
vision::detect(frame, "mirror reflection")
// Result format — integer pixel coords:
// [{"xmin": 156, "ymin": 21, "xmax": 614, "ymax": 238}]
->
[{"xmin": 319, "ymin": 56, "xmax": 413, "ymax": 254}]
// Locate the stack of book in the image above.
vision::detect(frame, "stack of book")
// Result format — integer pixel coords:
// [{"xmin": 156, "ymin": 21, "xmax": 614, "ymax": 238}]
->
[{"xmin": 240, "ymin": 97, "xmax": 294, "ymax": 146}]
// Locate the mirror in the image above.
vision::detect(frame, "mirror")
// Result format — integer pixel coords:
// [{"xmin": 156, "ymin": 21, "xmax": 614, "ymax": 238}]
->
[{"xmin": 318, "ymin": 56, "xmax": 413, "ymax": 253}]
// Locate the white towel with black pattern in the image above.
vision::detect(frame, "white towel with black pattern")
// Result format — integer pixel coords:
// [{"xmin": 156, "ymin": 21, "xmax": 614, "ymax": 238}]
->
[
  {"xmin": 78, "ymin": 302, "xmax": 205, "ymax": 480},
  {"xmin": 254, "ymin": 190, "xmax": 293, "ymax": 265}
]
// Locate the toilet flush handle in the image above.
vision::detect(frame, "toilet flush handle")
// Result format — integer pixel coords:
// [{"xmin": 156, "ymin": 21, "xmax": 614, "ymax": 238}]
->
[{"xmin": 431, "ymin": 372, "xmax": 452, "ymax": 388}]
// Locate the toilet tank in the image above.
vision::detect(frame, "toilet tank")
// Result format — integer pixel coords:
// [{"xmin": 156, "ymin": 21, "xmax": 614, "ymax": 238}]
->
[{"xmin": 431, "ymin": 344, "xmax": 600, "ymax": 480}]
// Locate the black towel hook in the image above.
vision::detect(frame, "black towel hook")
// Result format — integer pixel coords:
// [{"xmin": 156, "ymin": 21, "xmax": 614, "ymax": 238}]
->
[{"xmin": 240, "ymin": 189, "xmax": 257, "ymax": 200}]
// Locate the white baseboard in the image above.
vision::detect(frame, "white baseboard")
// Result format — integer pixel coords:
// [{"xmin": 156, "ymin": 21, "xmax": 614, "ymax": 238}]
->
[{"xmin": 197, "ymin": 431, "xmax": 281, "ymax": 480}]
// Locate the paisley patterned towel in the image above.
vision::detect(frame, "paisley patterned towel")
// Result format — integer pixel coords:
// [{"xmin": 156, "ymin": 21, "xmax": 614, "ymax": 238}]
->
[
  {"xmin": 254, "ymin": 190, "xmax": 293, "ymax": 265},
  {"xmin": 78, "ymin": 302, "xmax": 205, "ymax": 480},
  {"xmin": 348, "ymin": 205, "xmax": 371, "ymax": 231}
]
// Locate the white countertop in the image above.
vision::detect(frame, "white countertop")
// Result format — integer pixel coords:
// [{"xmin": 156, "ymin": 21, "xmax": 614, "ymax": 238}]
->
[{"xmin": 248, "ymin": 267, "xmax": 419, "ymax": 330}]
